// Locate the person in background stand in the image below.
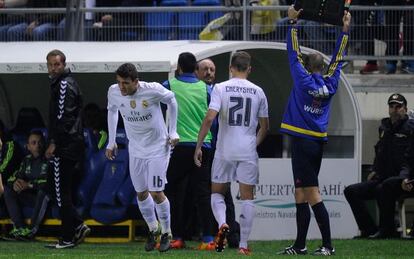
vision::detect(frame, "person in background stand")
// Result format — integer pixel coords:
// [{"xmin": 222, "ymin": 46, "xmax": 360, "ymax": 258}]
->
[
  {"xmin": 278, "ymin": 6, "xmax": 351, "ymax": 256},
  {"xmin": 44, "ymin": 49, "xmax": 90, "ymax": 249}
]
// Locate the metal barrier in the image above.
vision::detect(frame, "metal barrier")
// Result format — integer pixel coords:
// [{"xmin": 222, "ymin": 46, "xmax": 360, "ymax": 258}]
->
[{"xmin": 0, "ymin": 5, "xmax": 413, "ymax": 60}]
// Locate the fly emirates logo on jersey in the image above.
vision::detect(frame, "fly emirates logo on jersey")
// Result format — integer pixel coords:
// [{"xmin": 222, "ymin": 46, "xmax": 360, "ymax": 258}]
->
[{"xmin": 123, "ymin": 110, "xmax": 153, "ymax": 122}]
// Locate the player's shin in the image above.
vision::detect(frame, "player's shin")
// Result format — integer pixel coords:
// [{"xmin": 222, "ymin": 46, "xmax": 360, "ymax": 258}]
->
[{"xmin": 239, "ymin": 199, "xmax": 255, "ymax": 249}]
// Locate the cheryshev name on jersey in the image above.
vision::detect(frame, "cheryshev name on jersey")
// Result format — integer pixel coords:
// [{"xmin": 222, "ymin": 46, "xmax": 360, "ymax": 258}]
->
[{"xmin": 225, "ymin": 86, "xmax": 257, "ymax": 95}]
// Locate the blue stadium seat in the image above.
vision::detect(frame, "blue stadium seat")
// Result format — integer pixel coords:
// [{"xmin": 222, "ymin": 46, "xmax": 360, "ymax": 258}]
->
[
  {"xmin": 115, "ymin": 128, "xmax": 129, "ymax": 148},
  {"xmin": 193, "ymin": 0, "xmax": 221, "ymax": 5},
  {"xmin": 178, "ymin": 12, "xmax": 207, "ymax": 40},
  {"xmin": 12, "ymin": 133, "xmax": 28, "ymax": 155},
  {"xmin": 145, "ymin": 12, "xmax": 175, "ymax": 40},
  {"xmin": 145, "ymin": 0, "xmax": 187, "ymax": 40},
  {"xmin": 208, "ymin": 10, "xmax": 224, "ymax": 21},
  {"xmin": 84, "ymin": 128, "xmax": 98, "ymax": 161},
  {"xmin": 90, "ymin": 149, "xmax": 130, "ymax": 224},
  {"xmin": 77, "ymin": 150, "xmax": 107, "ymax": 217},
  {"xmin": 117, "ymin": 175, "xmax": 136, "ymax": 207},
  {"xmin": 193, "ymin": 0, "xmax": 223, "ymax": 22},
  {"xmin": 160, "ymin": 0, "xmax": 187, "ymax": 6}
]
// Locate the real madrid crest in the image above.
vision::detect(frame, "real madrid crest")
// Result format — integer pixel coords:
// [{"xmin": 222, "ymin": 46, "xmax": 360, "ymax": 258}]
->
[
  {"xmin": 142, "ymin": 100, "xmax": 148, "ymax": 108},
  {"xmin": 130, "ymin": 100, "xmax": 136, "ymax": 109}
]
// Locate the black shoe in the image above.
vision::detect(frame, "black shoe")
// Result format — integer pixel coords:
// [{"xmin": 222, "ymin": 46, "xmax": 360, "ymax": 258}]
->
[
  {"xmin": 369, "ymin": 231, "xmax": 391, "ymax": 239},
  {"xmin": 353, "ymin": 235, "xmax": 368, "ymax": 239},
  {"xmin": 277, "ymin": 245, "xmax": 307, "ymax": 255},
  {"xmin": 159, "ymin": 233, "xmax": 172, "ymax": 252},
  {"xmin": 45, "ymin": 239, "xmax": 75, "ymax": 249},
  {"xmin": 313, "ymin": 246, "xmax": 335, "ymax": 256},
  {"xmin": 215, "ymin": 223, "xmax": 230, "ymax": 252},
  {"xmin": 353, "ymin": 231, "xmax": 374, "ymax": 239},
  {"xmin": 74, "ymin": 224, "xmax": 91, "ymax": 245},
  {"xmin": 145, "ymin": 226, "xmax": 161, "ymax": 252}
]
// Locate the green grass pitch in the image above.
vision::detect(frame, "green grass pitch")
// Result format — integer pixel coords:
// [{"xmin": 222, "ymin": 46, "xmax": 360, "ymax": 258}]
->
[{"xmin": 1, "ymin": 239, "xmax": 414, "ymax": 258}]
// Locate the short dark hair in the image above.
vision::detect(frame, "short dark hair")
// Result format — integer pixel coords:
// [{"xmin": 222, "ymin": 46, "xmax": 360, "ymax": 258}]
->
[
  {"xmin": 116, "ymin": 63, "xmax": 139, "ymax": 81},
  {"xmin": 46, "ymin": 49, "xmax": 66, "ymax": 63},
  {"xmin": 304, "ymin": 53, "xmax": 325, "ymax": 73},
  {"xmin": 178, "ymin": 52, "xmax": 197, "ymax": 73},
  {"xmin": 230, "ymin": 51, "xmax": 251, "ymax": 72}
]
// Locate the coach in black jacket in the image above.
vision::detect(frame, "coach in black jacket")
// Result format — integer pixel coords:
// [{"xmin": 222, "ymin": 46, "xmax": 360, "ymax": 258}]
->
[
  {"xmin": 344, "ymin": 93, "xmax": 414, "ymax": 239},
  {"xmin": 44, "ymin": 49, "xmax": 89, "ymax": 249}
]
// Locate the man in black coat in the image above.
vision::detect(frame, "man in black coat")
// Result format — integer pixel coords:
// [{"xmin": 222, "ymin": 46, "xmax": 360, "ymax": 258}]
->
[
  {"xmin": 44, "ymin": 49, "xmax": 89, "ymax": 249},
  {"xmin": 344, "ymin": 93, "xmax": 414, "ymax": 239}
]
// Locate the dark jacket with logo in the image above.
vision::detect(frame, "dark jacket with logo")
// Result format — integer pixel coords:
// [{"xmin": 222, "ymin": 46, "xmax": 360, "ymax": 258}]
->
[
  {"xmin": 7, "ymin": 154, "xmax": 48, "ymax": 190},
  {"xmin": 372, "ymin": 115, "xmax": 414, "ymax": 181},
  {"xmin": 48, "ymin": 68, "xmax": 84, "ymax": 161}
]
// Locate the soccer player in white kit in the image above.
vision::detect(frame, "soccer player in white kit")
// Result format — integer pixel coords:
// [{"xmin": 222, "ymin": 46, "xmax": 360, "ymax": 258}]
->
[
  {"xmin": 194, "ymin": 51, "xmax": 269, "ymax": 255},
  {"xmin": 105, "ymin": 63, "xmax": 179, "ymax": 252}
]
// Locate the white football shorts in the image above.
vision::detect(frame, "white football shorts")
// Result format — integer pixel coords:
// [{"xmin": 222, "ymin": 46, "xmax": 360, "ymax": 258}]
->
[
  {"xmin": 211, "ymin": 157, "xmax": 259, "ymax": 185},
  {"xmin": 129, "ymin": 155, "xmax": 169, "ymax": 193}
]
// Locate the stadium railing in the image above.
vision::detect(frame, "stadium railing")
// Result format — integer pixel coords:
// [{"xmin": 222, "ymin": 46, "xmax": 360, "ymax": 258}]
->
[{"xmin": 0, "ymin": 5, "xmax": 413, "ymax": 61}]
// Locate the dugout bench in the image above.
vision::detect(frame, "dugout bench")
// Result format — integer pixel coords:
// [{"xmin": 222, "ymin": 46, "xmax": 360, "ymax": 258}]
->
[{"xmin": 0, "ymin": 218, "xmax": 144, "ymax": 242}]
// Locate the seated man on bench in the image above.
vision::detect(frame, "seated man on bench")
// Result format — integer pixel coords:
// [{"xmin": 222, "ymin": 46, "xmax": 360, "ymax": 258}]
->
[{"xmin": 3, "ymin": 130, "xmax": 50, "ymax": 240}]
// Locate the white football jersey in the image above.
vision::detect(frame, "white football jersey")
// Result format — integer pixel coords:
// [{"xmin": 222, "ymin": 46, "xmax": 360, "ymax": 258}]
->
[
  {"xmin": 209, "ymin": 78, "xmax": 268, "ymax": 160},
  {"xmin": 107, "ymin": 81, "xmax": 174, "ymax": 158}
]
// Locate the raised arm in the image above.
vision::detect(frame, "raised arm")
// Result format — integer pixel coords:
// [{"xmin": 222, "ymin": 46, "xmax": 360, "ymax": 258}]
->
[
  {"xmin": 286, "ymin": 5, "xmax": 311, "ymax": 83},
  {"xmin": 325, "ymin": 11, "xmax": 351, "ymax": 85}
]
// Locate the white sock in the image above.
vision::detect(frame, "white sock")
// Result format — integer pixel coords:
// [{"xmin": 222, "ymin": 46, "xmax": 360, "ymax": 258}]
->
[
  {"xmin": 137, "ymin": 195, "xmax": 158, "ymax": 232},
  {"xmin": 211, "ymin": 193, "xmax": 227, "ymax": 228},
  {"xmin": 155, "ymin": 197, "xmax": 171, "ymax": 234},
  {"xmin": 239, "ymin": 200, "xmax": 255, "ymax": 249}
]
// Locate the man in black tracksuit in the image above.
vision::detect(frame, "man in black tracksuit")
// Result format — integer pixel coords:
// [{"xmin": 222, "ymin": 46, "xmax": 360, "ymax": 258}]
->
[
  {"xmin": 44, "ymin": 49, "xmax": 90, "ymax": 249},
  {"xmin": 344, "ymin": 93, "xmax": 414, "ymax": 239}
]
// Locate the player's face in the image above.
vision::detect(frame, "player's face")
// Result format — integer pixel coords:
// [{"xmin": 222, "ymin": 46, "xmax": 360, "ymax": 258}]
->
[
  {"xmin": 388, "ymin": 103, "xmax": 406, "ymax": 122},
  {"xmin": 27, "ymin": 134, "xmax": 43, "ymax": 158},
  {"xmin": 196, "ymin": 60, "xmax": 216, "ymax": 85},
  {"xmin": 47, "ymin": 55, "xmax": 65, "ymax": 78},
  {"xmin": 116, "ymin": 75, "xmax": 138, "ymax": 96}
]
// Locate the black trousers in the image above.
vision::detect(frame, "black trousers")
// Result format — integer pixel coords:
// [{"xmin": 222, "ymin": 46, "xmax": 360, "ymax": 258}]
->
[
  {"xmin": 165, "ymin": 145, "xmax": 216, "ymax": 239},
  {"xmin": 3, "ymin": 186, "xmax": 49, "ymax": 230},
  {"xmin": 47, "ymin": 156, "xmax": 83, "ymax": 241},
  {"xmin": 378, "ymin": 176, "xmax": 414, "ymax": 234},
  {"xmin": 344, "ymin": 179, "xmax": 382, "ymax": 235},
  {"xmin": 345, "ymin": 176, "xmax": 412, "ymax": 235}
]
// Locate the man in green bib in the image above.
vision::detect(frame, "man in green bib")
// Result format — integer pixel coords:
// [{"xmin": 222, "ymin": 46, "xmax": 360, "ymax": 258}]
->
[{"xmin": 163, "ymin": 52, "xmax": 216, "ymax": 249}]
